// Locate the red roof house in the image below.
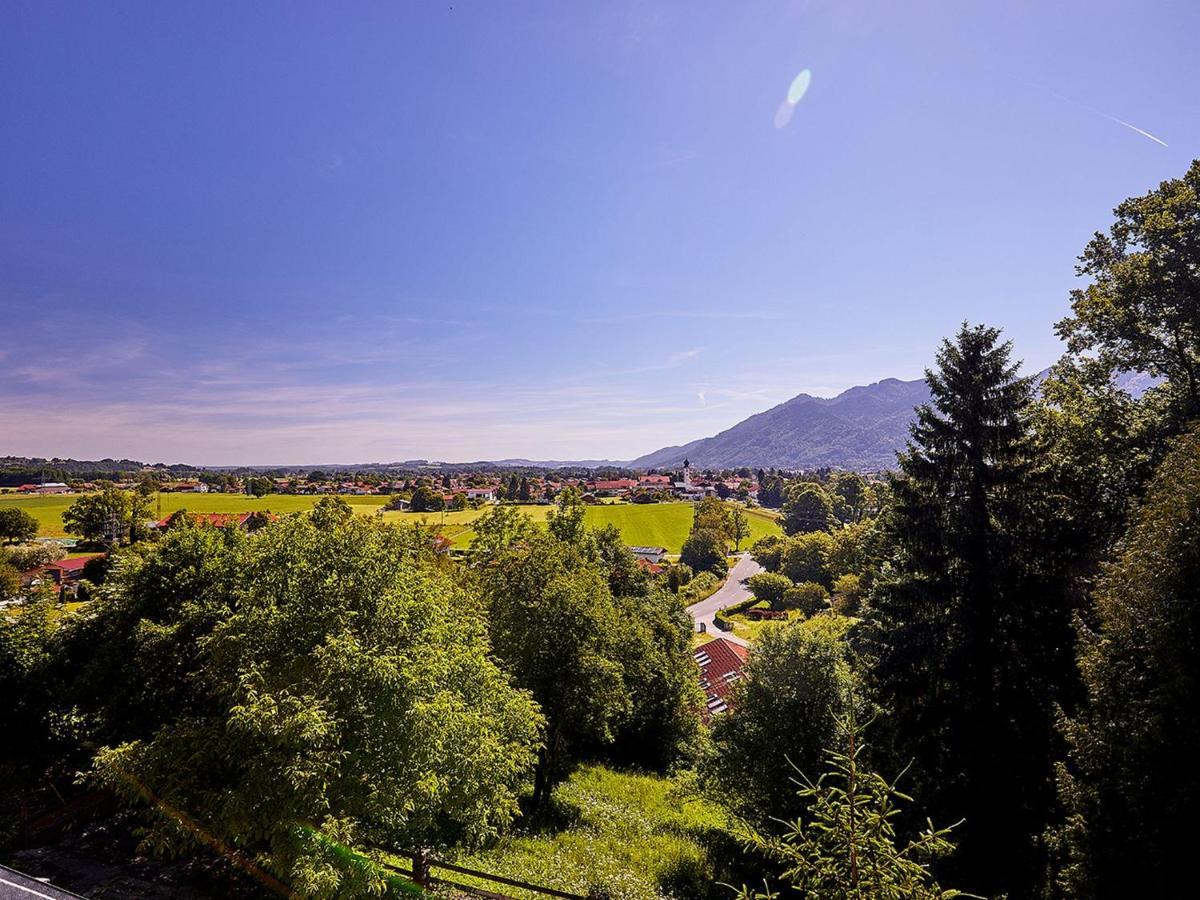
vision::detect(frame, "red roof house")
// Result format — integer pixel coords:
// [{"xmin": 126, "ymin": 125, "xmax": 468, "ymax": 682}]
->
[
  {"xmin": 154, "ymin": 512, "xmax": 273, "ymax": 530},
  {"xmin": 694, "ymin": 637, "xmax": 749, "ymax": 722}
]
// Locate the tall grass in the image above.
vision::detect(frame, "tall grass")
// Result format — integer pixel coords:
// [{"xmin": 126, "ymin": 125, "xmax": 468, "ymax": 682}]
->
[{"xmin": 453, "ymin": 766, "xmax": 730, "ymax": 900}]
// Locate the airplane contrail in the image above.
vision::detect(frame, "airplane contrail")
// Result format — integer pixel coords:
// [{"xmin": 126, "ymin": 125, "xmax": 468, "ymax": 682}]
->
[
  {"xmin": 1021, "ymin": 80, "xmax": 1168, "ymax": 148},
  {"xmin": 1104, "ymin": 114, "xmax": 1169, "ymax": 148}
]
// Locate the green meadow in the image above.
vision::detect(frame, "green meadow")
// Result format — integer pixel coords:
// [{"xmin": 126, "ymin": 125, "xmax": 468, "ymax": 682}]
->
[
  {"xmin": 0, "ymin": 492, "xmax": 389, "ymax": 537},
  {"xmin": 0, "ymin": 493, "xmax": 780, "ymax": 555},
  {"xmin": 384, "ymin": 500, "xmax": 781, "ymax": 552}
]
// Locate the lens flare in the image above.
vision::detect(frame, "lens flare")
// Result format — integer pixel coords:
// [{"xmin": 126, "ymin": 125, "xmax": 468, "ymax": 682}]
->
[
  {"xmin": 774, "ymin": 69, "xmax": 812, "ymax": 129},
  {"xmin": 773, "ymin": 100, "xmax": 797, "ymax": 129},
  {"xmin": 787, "ymin": 69, "xmax": 812, "ymax": 105}
]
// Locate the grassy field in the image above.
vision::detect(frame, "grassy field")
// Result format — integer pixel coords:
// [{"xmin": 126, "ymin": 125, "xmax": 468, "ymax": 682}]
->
[
  {"xmin": 0, "ymin": 494, "xmax": 781, "ymax": 555},
  {"xmin": 0, "ymin": 492, "xmax": 390, "ymax": 538},
  {"xmin": 452, "ymin": 765, "xmax": 728, "ymax": 900},
  {"xmin": 386, "ymin": 502, "xmax": 780, "ymax": 553}
]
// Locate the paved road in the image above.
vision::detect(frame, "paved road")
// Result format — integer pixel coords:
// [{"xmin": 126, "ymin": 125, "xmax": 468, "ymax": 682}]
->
[
  {"xmin": 0, "ymin": 864, "xmax": 84, "ymax": 900},
  {"xmin": 685, "ymin": 553, "xmax": 762, "ymax": 647}
]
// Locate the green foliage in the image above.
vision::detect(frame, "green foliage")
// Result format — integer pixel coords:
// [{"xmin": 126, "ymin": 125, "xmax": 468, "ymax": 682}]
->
[
  {"xmin": 62, "ymin": 487, "xmax": 140, "ymax": 546},
  {"xmin": 547, "ymin": 487, "xmax": 587, "ymax": 544},
  {"xmin": 781, "ymin": 531, "xmax": 833, "ymax": 586},
  {"xmin": 784, "ymin": 581, "xmax": 829, "ymax": 616},
  {"xmin": 469, "ymin": 504, "xmax": 536, "ymax": 562},
  {"xmin": 694, "ymin": 496, "xmax": 732, "ymax": 537},
  {"xmin": 749, "ymin": 535, "xmax": 783, "ymax": 572},
  {"xmin": 0, "ymin": 506, "xmax": 39, "ymax": 543},
  {"xmin": 89, "ymin": 512, "xmax": 543, "ymax": 896},
  {"xmin": 831, "ymin": 574, "xmax": 863, "ymax": 616},
  {"xmin": 55, "ymin": 524, "xmax": 246, "ymax": 746},
  {"xmin": 409, "ymin": 483, "xmax": 444, "ymax": 512},
  {"xmin": 735, "ymin": 715, "xmax": 971, "ymax": 900},
  {"xmin": 483, "ymin": 523, "xmax": 701, "ymax": 802},
  {"xmin": 829, "ymin": 473, "xmax": 874, "ymax": 524},
  {"xmin": 678, "ymin": 570, "xmax": 721, "ymax": 605},
  {"xmin": 782, "ymin": 483, "xmax": 835, "ymax": 535},
  {"xmin": 703, "ymin": 618, "xmax": 860, "ymax": 828},
  {"xmin": 667, "ymin": 562, "xmax": 694, "ymax": 593},
  {"xmin": 681, "ymin": 527, "xmax": 729, "ymax": 577},
  {"xmin": 0, "ymin": 595, "xmax": 58, "ymax": 762},
  {"xmin": 1056, "ymin": 159, "xmax": 1200, "ymax": 420},
  {"xmin": 3, "ymin": 540, "xmax": 65, "ymax": 572},
  {"xmin": 747, "ymin": 572, "xmax": 791, "ymax": 610},
  {"xmin": 457, "ymin": 765, "xmax": 729, "ymax": 900},
  {"xmin": 0, "ymin": 559, "xmax": 20, "ymax": 600},
  {"xmin": 729, "ymin": 505, "xmax": 752, "ymax": 551},
  {"xmin": 866, "ymin": 323, "xmax": 1072, "ymax": 896},
  {"xmin": 246, "ymin": 475, "xmax": 273, "ymax": 498},
  {"xmin": 1049, "ymin": 429, "xmax": 1200, "ymax": 898}
]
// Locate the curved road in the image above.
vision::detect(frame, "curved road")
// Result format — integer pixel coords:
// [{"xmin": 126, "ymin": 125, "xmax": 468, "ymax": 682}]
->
[{"xmin": 686, "ymin": 553, "xmax": 761, "ymax": 647}]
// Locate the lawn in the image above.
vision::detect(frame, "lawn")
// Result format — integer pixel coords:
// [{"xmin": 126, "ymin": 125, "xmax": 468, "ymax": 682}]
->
[
  {"xmin": 386, "ymin": 502, "xmax": 781, "ymax": 554},
  {"xmin": 0, "ymin": 492, "xmax": 390, "ymax": 538},
  {"xmin": 2, "ymin": 494, "xmax": 781, "ymax": 555}
]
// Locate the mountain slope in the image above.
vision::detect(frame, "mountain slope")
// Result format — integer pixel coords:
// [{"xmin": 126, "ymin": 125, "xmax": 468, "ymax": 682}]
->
[
  {"xmin": 631, "ymin": 378, "xmax": 932, "ymax": 471},
  {"xmin": 631, "ymin": 368, "xmax": 1161, "ymax": 472}
]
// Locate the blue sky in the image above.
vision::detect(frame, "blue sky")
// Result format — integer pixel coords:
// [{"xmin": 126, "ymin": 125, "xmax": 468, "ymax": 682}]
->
[{"xmin": 2, "ymin": 1, "xmax": 1196, "ymax": 465}]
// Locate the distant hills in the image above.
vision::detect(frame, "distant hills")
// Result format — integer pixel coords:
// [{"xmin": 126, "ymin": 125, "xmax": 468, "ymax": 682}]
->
[
  {"xmin": 630, "ymin": 378, "xmax": 932, "ymax": 472},
  {"xmin": 628, "ymin": 369, "xmax": 1159, "ymax": 472}
]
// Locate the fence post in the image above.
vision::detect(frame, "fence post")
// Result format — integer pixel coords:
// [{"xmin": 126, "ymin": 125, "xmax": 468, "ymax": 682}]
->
[{"xmin": 411, "ymin": 848, "xmax": 432, "ymax": 888}]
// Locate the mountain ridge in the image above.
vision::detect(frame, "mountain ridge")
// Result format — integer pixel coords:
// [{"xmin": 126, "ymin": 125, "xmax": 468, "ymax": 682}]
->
[
  {"xmin": 628, "ymin": 368, "xmax": 1158, "ymax": 472},
  {"xmin": 629, "ymin": 377, "xmax": 932, "ymax": 472}
]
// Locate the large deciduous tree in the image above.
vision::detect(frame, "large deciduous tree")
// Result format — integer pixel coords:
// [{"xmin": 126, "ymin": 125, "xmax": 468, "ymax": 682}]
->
[
  {"xmin": 782, "ymin": 484, "xmax": 835, "ymax": 535},
  {"xmin": 680, "ymin": 527, "xmax": 728, "ymax": 577},
  {"xmin": 91, "ymin": 508, "xmax": 543, "ymax": 896},
  {"xmin": 62, "ymin": 488, "xmax": 142, "ymax": 546},
  {"xmin": 1049, "ymin": 430, "xmax": 1200, "ymax": 898},
  {"xmin": 1056, "ymin": 160, "xmax": 1200, "ymax": 420},
  {"xmin": 0, "ymin": 507, "xmax": 38, "ymax": 544}
]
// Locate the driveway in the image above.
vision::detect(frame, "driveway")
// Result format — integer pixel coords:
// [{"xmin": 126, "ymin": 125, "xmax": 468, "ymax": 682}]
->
[
  {"xmin": 0, "ymin": 863, "xmax": 85, "ymax": 899},
  {"xmin": 686, "ymin": 552, "xmax": 762, "ymax": 647}
]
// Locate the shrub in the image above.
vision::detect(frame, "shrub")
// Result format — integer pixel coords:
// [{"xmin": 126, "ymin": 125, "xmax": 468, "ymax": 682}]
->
[
  {"xmin": 783, "ymin": 581, "xmax": 829, "ymax": 616},
  {"xmin": 747, "ymin": 572, "xmax": 791, "ymax": 610},
  {"xmin": 667, "ymin": 563, "xmax": 694, "ymax": 593},
  {"xmin": 679, "ymin": 571, "xmax": 721, "ymax": 605}
]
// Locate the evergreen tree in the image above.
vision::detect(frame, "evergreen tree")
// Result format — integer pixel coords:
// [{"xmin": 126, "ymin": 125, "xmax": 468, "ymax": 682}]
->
[
  {"xmin": 865, "ymin": 323, "xmax": 1071, "ymax": 896},
  {"xmin": 736, "ymin": 714, "xmax": 970, "ymax": 900}
]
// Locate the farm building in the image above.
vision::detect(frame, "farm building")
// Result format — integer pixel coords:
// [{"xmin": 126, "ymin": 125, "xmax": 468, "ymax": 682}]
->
[{"xmin": 628, "ymin": 545, "xmax": 668, "ymax": 563}]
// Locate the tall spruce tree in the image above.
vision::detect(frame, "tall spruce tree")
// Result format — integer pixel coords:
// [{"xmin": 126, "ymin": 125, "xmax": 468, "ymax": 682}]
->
[{"xmin": 866, "ymin": 323, "xmax": 1072, "ymax": 896}]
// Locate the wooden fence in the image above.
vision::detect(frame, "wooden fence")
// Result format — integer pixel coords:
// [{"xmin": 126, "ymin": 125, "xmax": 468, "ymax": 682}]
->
[{"xmin": 383, "ymin": 850, "xmax": 593, "ymax": 900}]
